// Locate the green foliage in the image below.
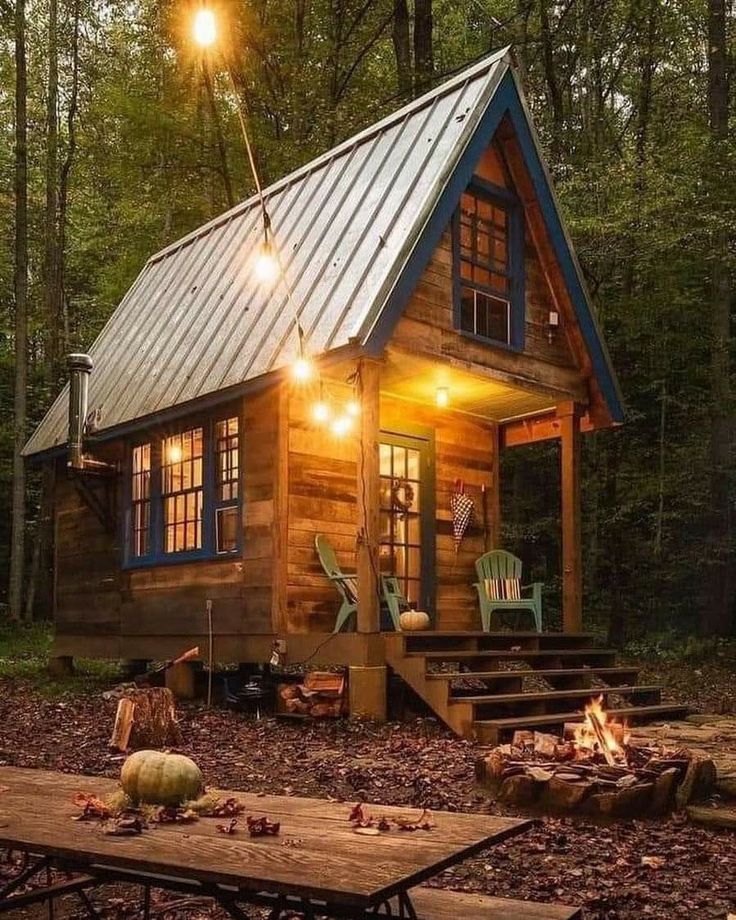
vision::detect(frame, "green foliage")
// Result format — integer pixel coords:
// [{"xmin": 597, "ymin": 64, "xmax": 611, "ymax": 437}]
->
[{"xmin": 0, "ymin": 621, "xmax": 120, "ymax": 695}]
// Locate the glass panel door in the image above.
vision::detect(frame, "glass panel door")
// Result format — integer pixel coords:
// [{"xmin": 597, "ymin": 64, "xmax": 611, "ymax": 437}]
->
[{"xmin": 379, "ymin": 434, "xmax": 431, "ymax": 611}]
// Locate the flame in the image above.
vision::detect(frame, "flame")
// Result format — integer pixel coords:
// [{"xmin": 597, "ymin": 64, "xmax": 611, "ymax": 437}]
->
[{"xmin": 572, "ymin": 695, "xmax": 629, "ymax": 765}]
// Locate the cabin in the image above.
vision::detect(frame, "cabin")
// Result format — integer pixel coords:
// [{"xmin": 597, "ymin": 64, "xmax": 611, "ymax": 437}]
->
[{"xmin": 26, "ymin": 50, "xmax": 683, "ymax": 739}]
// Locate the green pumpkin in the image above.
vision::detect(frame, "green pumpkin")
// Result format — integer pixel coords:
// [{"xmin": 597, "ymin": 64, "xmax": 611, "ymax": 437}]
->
[{"xmin": 120, "ymin": 750, "xmax": 204, "ymax": 806}]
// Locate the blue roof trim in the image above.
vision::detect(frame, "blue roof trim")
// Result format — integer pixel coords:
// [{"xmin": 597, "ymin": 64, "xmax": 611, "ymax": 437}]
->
[{"xmin": 366, "ymin": 70, "xmax": 624, "ymax": 424}]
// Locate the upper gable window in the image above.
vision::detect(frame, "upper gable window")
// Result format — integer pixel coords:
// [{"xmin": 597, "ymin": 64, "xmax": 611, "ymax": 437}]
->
[{"xmin": 454, "ymin": 181, "xmax": 524, "ymax": 349}]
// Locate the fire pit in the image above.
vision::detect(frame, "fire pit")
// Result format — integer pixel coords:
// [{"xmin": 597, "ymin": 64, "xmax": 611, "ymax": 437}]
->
[{"xmin": 476, "ymin": 696, "xmax": 716, "ymax": 818}]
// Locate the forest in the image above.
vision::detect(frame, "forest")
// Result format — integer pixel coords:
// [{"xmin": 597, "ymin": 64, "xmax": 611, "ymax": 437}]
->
[{"xmin": 0, "ymin": 0, "xmax": 733, "ymax": 644}]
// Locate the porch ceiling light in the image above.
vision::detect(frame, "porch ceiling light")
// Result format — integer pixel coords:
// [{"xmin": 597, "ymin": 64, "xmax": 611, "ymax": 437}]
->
[
  {"xmin": 312, "ymin": 400, "xmax": 330, "ymax": 423},
  {"xmin": 345, "ymin": 399, "xmax": 360, "ymax": 417},
  {"xmin": 331, "ymin": 415, "xmax": 352, "ymax": 437},
  {"xmin": 436, "ymin": 386, "xmax": 449, "ymax": 408}
]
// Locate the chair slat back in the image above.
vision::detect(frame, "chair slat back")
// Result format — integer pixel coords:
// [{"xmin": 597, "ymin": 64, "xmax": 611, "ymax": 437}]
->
[
  {"xmin": 315, "ymin": 534, "xmax": 342, "ymax": 578},
  {"xmin": 476, "ymin": 550, "xmax": 523, "ymax": 583}
]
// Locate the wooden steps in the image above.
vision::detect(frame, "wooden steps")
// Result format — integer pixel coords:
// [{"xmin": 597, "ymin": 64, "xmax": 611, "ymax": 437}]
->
[
  {"xmin": 384, "ymin": 631, "xmax": 686, "ymax": 742},
  {"xmin": 410, "ymin": 886, "xmax": 581, "ymax": 920}
]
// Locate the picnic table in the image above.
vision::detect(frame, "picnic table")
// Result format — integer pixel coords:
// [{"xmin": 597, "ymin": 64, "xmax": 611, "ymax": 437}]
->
[{"xmin": 0, "ymin": 767, "xmax": 534, "ymax": 920}]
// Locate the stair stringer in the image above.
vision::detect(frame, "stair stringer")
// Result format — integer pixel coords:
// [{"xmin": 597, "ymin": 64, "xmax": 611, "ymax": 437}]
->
[{"xmin": 385, "ymin": 638, "xmax": 474, "ymax": 737}]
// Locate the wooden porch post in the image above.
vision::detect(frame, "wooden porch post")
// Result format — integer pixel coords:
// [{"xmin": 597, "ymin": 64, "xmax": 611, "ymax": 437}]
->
[
  {"xmin": 489, "ymin": 421, "xmax": 501, "ymax": 550},
  {"xmin": 351, "ymin": 357, "xmax": 386, "ymax": 720},
  {"xmin": 356, "ymin": 357, "xmax": 381, "ymax": 634},
  {"xmin": 559, "ymin": 403, "xmax": 582, "ymax": 633}
]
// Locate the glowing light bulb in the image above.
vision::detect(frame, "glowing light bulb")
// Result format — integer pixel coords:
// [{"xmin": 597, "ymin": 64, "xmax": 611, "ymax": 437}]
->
[
  {"xmin": 192, "ymin": 8, "xmax": 217, "ymax": 46},
  {"xmin": 254, "ymin": 245, "xmax": 279, "ymax": 285},
  {"xmin": 435, "ymin": 386, "xmax": 449, "ymax": 408},
  {"xmin": 312, "ymin": 401, "xmax": 330, "ymax": 423},
  {"xmin": 168, "ymin": 444, "xmax": 183, "ymax": 463},
  {"xmin": 292, "ymin": 356, "xmax": 312, "ymax": 382},
  {"xmin": 345, "ymin": 399, "xmax": 360, "ymax": 417},
  {"xmin": 331, "ymin": 415, "xmax": 352, "ymax": 437}
]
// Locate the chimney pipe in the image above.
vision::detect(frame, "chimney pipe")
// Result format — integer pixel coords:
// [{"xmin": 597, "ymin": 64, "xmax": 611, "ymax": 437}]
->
[{"xmin": 67, "ymin": 353, "xmax": 93, "ymax": 470}]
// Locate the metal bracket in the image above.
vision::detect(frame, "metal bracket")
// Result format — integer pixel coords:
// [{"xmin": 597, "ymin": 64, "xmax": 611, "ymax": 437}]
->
[{"xmin": 70, "ymin": 467, "xmax": 117, "ymax": 534}]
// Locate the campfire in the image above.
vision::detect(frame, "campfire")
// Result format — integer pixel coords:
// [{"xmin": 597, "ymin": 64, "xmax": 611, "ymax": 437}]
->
[{"xmin": 476, "ymin": 696, "xmax": 716, "ymax": 818}]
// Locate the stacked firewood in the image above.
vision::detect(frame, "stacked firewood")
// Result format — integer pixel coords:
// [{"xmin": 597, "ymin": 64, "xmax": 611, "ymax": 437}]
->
[
  {"xmin": 476, "ymin": 731, "xmax": 715, "ymax": 817},
  {"xmin": 277, "ymin": 671, "xmax": 346, "ymax": 719}
]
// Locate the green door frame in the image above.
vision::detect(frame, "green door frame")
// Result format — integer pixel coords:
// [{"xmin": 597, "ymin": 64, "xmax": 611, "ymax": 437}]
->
[{"xmin": 379, "ymin": 425, "xmax": 436, "ymax": 623}]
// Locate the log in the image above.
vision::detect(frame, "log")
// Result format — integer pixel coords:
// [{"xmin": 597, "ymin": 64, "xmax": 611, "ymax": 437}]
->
[
  {"xmin": 543, "ymin": 776, "xmax": 592, "ymax": 810},
  {"xmin": 498, "ymin": 773, "xmax": 539, "ymax": 806},
  {"xmin": 650, "ymin": 768, "xmax": 680, "ymax": 815},
  {"xmin": 109, "ymin": 687, "xmax": 181, "ymax": 751},
  {"xmin": 687, "ymin": 805, "xmax": 736, "ymax": 830}
]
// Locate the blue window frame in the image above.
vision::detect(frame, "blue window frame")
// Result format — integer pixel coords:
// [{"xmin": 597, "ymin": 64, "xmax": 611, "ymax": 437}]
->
[
  {"xmin": 124, "ymin": 412, "xmax": 241, "ymax": 567},
  {"xmin": 452, "ymin": 177, "xmax": 525, "ymax": 350}
]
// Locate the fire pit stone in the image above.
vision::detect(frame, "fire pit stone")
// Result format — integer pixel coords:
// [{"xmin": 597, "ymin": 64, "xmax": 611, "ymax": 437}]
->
[{"xmin": 475, "ymin": 697, "xmax": 716, "ymax": 819}]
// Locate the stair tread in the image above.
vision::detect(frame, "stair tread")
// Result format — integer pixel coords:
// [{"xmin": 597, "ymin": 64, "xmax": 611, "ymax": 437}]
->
[
  {"xmin": 475, "ymin": 703, "xmax": 689, "ymax": 729},
  {"xmin": 426, "ymin": 667, "xmax": 638, "ymax": 681},
  {"xmin": 450, "ymin": 685, "xmax": 660, "ymax": 705},
  {"xmin": 413, "ymin": 649, "xmax": 616, "ymax": 659}
]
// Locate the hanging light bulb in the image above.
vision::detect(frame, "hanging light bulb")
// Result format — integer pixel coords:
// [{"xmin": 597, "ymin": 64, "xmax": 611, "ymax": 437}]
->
[
  {"xmin": 435, "ymin": 386, "xmax": 449, "ymax": 408},
  {"xmin": 292, "ymin": 356, "xmax": 312, "ymax": 382},
  {"xmin": 331, "ymin": 415, "xmax": 352, "ymax": 437},
  {"xmin": 192, "ymin": 8, "xmax": 217, "ymax": 47},
  {"xmin": 345, "ymin": 399, "xmax": 360, "ymax": 417},
  {"xmin": 168, "ymin": 443, "xmax": 183, "ymax": 463},
  {"xmin": 312, "ymin": 400, "xmax": 330, "ymax": 423},
  {"xmin": 254, "ymin": 238, "xmax": 279, "ymax": 286}
]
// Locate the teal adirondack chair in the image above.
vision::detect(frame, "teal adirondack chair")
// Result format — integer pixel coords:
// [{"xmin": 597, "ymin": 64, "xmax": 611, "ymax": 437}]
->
[
  {"xmin": 473, "ymin": 550, "xmax": 543, "ymax": 632},
  {"xmin": 315, "ymin": 535, "xmax": 408, "ymax": 632}
]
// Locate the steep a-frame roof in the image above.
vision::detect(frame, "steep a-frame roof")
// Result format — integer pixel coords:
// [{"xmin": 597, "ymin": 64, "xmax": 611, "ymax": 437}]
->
[{"xmin": 25, "ymin": 48, "xmax": 622, "ymax": 458}]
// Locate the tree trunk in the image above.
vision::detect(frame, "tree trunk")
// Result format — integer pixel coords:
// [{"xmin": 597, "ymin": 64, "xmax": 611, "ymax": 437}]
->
[
  {"xmin": 703, "ymin": 0, "xmax": 732, "ymax": 635},
  {"xmin": 202, "ymin": 60, "xmax": 235, "ymax": 208},
  {"xmin": 44, "ymin": 0, "xmax": 59, "ymax": 380},
  {"xmin": 539, "ymin": 0, "xmax": 563, "ymax": 159},
  {"xmin": 9, "ymin": 0, "xmax": 28, "ymax": 621},
  {"xmin": 413, "ymin": 0, "xmax": 433, "ymax": 95},
  {"xmin": 392, "ymin": 0, "xmax": 411, "ymax": 99}
]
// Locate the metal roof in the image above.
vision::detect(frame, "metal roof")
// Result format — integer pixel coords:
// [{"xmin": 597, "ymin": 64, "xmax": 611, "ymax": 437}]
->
[
  {"xmin": 24, "ymin": 47, "xmax": 622, "ymax": 457},
  {"xmin": 25, "ymin": 49, "xmax": 514, "ymax": 457}
]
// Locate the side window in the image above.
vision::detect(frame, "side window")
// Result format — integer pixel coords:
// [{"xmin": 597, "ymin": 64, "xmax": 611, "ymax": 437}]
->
[
  {"xmin": 455, "ymin": 184, "xmax": 523, "ymax": 348},
  {"xmin": 214, "ymin": 416, "xmax": 240, "ymax": 553},
  {"xmin": 130, "ymin": 443, "xmax": 151, "ymax": 558}
]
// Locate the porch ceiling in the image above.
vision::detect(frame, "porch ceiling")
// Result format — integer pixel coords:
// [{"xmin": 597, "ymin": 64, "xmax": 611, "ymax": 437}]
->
[{"xmin": 380, "ymin": 348, "xmax": 558, "ymax": 422}]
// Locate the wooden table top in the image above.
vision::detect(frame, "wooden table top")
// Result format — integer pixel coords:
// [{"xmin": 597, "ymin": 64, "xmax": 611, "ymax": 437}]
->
[{"xmin": 0, "ymin": 767, "xmax": 532, "ymax": 908}]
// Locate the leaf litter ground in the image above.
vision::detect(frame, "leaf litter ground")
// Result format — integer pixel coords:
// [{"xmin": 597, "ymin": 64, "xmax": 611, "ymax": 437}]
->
[{"xmin": 0, "ymin": 678, "xmax": 733, "ymax": 919}]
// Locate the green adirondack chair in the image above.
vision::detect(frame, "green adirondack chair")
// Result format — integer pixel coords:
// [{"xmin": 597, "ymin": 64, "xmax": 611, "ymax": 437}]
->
[
  {"xmin": 315, "ymin": 535, "xmax": 407, "ymax": 632},
  {"xmin": 473, "ymin": 549, "xmax": 543, "ymax": 632}
]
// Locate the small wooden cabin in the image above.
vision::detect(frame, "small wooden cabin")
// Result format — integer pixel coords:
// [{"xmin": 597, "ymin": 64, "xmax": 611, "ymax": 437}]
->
[{"xmin": 24, "ymin": 50, "xmax": 626, "ymax": 725}]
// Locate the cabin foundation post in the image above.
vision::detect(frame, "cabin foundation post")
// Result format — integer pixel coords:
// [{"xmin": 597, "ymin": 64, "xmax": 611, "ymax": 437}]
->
[
  {"xmin": 352, "ymin": 357, "xmax": 386, "ymax": 720},
  {"xmin": 559, "ymin": 402, "xmax": 583, "ymax": 633},
  {"xmin": 47, "ymin": 655, "xmax": 74, "ymax": 678}
]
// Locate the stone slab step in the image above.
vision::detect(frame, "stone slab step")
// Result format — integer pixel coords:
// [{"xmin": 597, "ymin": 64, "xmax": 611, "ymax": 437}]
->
[
  {"xmin": 475, "ymin": 703, "xmax": 690, "ymax": 744},
  {"xmin": 410, "ymin": 886, "xmax": 582, "ymax": 920}
]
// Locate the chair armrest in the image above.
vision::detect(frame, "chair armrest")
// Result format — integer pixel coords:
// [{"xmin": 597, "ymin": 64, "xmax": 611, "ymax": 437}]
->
[{"xmin": 521, "ymin": 582, "xmax": 544, "ymax": 592}]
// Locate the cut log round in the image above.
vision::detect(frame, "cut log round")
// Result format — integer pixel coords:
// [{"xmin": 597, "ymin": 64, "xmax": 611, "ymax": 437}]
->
[
  {"xmin": 498, "ymin": 773, "xmax": 539, "ymax": 806},
  {"xmin": 650, "ymin": 768, "xmax": 680, "ymax": 815},
  {"xmin": 109, "ymin": 688, "xmax": 181, "ymax": 751}
]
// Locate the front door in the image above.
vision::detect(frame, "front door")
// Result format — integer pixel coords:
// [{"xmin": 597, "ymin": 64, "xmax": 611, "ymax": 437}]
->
[{"xmin": 378, "ymin": 432, "xmax": 435, "ymax": 617}]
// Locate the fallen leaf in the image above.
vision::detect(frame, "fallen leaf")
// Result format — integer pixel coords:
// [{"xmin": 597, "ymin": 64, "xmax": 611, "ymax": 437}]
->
[
  {"xmin": 216, "ymin": 818, "xmax": 238, "ymax": 835},
  {"xmin": 246, "ymin": 816, "xmax": 280, "ymax": 837},
  {"xmin": 641, "ymin": 856, "xmax": 665, "ymax": 869},
  {"xmin": 354, "ymin": 826, "xmax": 380, "ymax": 836}
]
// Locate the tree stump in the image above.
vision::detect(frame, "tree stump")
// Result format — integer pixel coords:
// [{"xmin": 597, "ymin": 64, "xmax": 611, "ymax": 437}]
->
[{"xmin": 110, "ymin": 687, "xmax": 181, "ymax": 751}]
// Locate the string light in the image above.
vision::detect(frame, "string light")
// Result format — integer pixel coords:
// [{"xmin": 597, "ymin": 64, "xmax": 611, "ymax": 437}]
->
[
  {"xmin": 292, "ymin": 357, "xmax": 312, "ymax": 382},
  {"xmin": 331, "ymin": 415, "xmax": 352, "ymax": 437},
  {"xmin": 192, "ymin": 8, "xmax": 217, "ymax": 46},
  {"xmin": 436, "ymin": 386, "xmax": 449, "ymax": 408},
  {"xmin": 254, "ymin": 239, "xmax": 279, "ymax": 285},
  {"xmin": 345, "ymin": 399, "xmax": 360, "ymax": 417},
  {"xmin": 168, "ymin": 444, "xmax": 183, "ymax": 463},
  {"xmin": 312, "ymin": 400, "xmax": 330, "ymax": 423}
]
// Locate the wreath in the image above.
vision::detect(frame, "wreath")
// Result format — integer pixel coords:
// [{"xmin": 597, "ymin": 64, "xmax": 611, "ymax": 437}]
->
[{"xmin": 391, "ymin": 477, "xmax": 415, "ymax": 516}]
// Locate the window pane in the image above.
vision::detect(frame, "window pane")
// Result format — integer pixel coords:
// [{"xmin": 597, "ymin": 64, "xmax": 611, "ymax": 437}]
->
[
  {"xmin": 130, "ymin": 443, "xmax": 151, "ymax": 558},
  {"xmin": 161, "ymin": 427, "xmax": 203, "ymax": 553},
  {"xmin": 216, "ymin": 506, "xmax": 239, "ymax": 553}
]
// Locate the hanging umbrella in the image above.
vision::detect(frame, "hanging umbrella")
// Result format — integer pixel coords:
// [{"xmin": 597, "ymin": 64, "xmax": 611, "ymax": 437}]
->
[{"xmin": 450, "ymin": 479, "xmax": 474, "ymax": 554}]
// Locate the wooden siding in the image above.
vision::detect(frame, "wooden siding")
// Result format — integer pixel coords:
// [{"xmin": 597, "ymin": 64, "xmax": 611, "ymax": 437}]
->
[{"xmin": 284, "ymin": 387, "xmax": 497, "ymax": 634}]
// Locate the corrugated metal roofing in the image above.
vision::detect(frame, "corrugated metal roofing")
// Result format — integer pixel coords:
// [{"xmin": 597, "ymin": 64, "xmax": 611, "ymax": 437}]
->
[{"xmin": 25, "ymin": 49, "xmax": 513, "ymax": 456}]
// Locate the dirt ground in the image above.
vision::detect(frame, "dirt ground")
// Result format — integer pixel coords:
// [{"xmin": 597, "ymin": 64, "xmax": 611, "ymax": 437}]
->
[{"xmin": 0, "ymin": 677, "xmax": 734, "ymax": 920}]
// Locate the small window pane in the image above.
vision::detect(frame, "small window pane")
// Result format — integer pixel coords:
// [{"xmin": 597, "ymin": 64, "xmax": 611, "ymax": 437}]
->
[{"xmin": 216, "ymin": 506, "xmax": 239, "ymax": 554}]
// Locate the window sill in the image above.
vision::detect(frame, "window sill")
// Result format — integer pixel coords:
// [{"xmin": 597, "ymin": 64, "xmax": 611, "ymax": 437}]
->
[
  {"xmin": 122, "ymin": 549, "xmax": 240, "ymax": 570},
  {"xmin": 455, "ymin": 326, "xmax": 523, "ymax": 354}
]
